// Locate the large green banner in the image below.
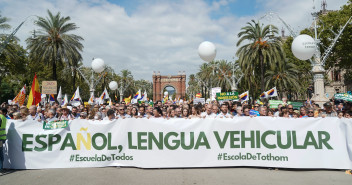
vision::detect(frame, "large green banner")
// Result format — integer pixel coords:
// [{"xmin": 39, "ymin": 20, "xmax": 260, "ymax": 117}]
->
[
  {"xmin": 269, "ymin": 100, "xmax": 303, "ymax": 109},
  {"xmin": 334, "ymin": 93, "xmax": 352, "ymax": 102}
]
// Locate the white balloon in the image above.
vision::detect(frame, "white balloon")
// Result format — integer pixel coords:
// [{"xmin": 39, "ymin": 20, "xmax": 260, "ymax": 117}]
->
[
  {"xmin": 291, "ymin": 34, "xmax": 316, "ymax": 60},
  {"xmin": 91, "ymin": 58, "xmax": 105, "ymax": 73},
  {"xmin": 164, "ymin": 91, "xmax": 168, "ymax": 96},
  {"xmin": 109, "ymin": 81, "xmax": 118, "ymax": 90},
  {"xmin": 198, "ymin": 41, "xmax": 216, "ymax": 62}
]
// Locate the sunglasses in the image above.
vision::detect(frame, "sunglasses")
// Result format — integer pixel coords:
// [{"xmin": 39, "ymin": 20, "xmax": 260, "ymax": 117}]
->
[
  {"xmin": 288, "ymin": 108, "xmax": 293, "ymax": 110},
  {"xmin": 308, "ymin": 111, "xmax": 314, "ymax": 113},
  {"xmin": 119, "ymin": 109, "xmax": 124, "ymax": 111}
]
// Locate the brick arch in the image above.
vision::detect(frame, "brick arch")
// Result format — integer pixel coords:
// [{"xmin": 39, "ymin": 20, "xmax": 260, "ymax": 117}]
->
[
  {"xmin": 153, "ymin": 72, "xmax": 186, "ymax": 102},
  {"xmin": 161, "ymin": 84, "xmax": 177, "ymax": 96}
]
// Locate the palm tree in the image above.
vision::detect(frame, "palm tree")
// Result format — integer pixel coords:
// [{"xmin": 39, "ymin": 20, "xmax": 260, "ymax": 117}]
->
[
  {"xmin": 236, "ymin": 20, "xmax": 283, "ymax": 93},
  {"xmin": 0, "ymin": 14, "xmax": 21, "ymax": 59},
  {"xmin": 264, "ymin": 59, "xmax": 301, "ymax": 98},
  {"xmin": 214, "ymin": 60, "xmax": 232, "ymax": 91},
  {"xmin": 26, "ymin": 10, "xmax": 83, "ymax": 80},
  {"xmin": 0, "ymin": 14, "xmax": 10, "ymax": 30},
  {"xmin": 118, "ymin": 69, "xmax": 134, "ymax": 97},
  {"xmin": 187, "ymin": 74, "xmax": 199, "ymax": 99},
  {"xmin": 196, "ymin": 62, "xmax": 214, "ymax": 98}
]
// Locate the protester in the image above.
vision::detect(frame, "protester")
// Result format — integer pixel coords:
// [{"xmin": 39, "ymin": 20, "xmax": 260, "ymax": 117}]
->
[
  {"xmin": 0, "ymin": 108, "xmax": 7, "ymax": 170},
  {"xmin": 104, "ymin": 109, "xmax": 116, "ymax": 121},
  {"xmin": 182, "ymin": 108, "xmax": 189, "ymax": 118},
  {"xmin": 218, "ymin": 104, "xmax": 233, "ymax": 118},
  {"xmin": 46, "ymin": 109, "xmax": 58, "ymax": 122},
  {"xmin": 189, "ymin": 106, "xmax": 201, "ymax": 119},
  {"xmin": 27, "ymin": 105, "xmax": 44, "ymax": 121}
]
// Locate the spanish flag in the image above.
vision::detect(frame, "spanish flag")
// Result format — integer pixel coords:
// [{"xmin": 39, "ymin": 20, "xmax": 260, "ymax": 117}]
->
[{"xmin": 27, "ymin": 74, "xmax": 41, "ymax": 108}]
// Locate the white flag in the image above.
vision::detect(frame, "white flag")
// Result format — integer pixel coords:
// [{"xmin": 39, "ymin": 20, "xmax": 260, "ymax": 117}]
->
[
  {"xmin": 57, "ymin": 86, "xmax": 63, "ymax": 104},
  {"xmin": 70, "ymin": 87, "xmax": 81, "ymax": 106},
  {"xmin": 88, "ymin": 93, "xmax": 95, "ymax": 105},
  {"xmin": 62, "ymin": 94, "xmax": 68, "ymax": 106},
  {"xmin": 260, "ymin": 91, "xmax": 268, "ymax": 99},
  {"xmin": 141, "ymin": 90, "xmax": 147, "ymax": 101},
  {"xmin": 239, "ymin": 91, "xmax": 249, "ymax": 102},
  {"xmin": 99, "ymin": 88, "xmax": 110, "ymax": 104},
  {"xmin": 266, "ymin": 87, "xmax": 278, "ymax": 98},
  {"xmin": 133, "ymin": 89, "xmax": 141, "ymax": 100}
]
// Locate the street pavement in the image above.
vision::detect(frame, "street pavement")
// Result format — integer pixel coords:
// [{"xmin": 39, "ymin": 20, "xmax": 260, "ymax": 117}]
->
[{"xmin": 0, "ymin": 167, "xmax": 351, "ymax": 185}]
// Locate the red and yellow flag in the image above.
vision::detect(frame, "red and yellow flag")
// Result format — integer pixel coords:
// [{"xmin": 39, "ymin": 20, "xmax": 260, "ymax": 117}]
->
[
  {"xmin": 27, "ymin": 74, "xmax": 41, "ymax": 108},
  {"xmin": 124, "ymin": 95, "xmax": 132, "ymax": 104},
  {"xmin": 13, "ymin": 85, "xmax": 26, "ymax": 106}
]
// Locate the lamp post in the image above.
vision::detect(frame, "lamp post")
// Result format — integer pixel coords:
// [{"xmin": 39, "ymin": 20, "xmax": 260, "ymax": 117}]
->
[
  {"xmin": 109, "ymin": 79, "xmax": 133, "ymax": 102},
  {"xmin": 290, "ymin": 12, "xmax": 352, "ymax": 106},
  {"xmin": 260, "ymin": 9, "xmax": 351, "ymax": 106},
  {"xmin": 74, "ymin": 58, "xmax": 105, "ymax": 97}
]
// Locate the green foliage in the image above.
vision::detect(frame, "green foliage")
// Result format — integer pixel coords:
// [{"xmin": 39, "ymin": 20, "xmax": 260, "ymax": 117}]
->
[
  {"xmin": 318, "ymin": 1, "xmax": 352, "ymax": 70},
  {"xmin": 26, "ymin": 10, "xmax": 84, "ymax": 80},
  {"xmin": 236, "ymin": 20, "xmax": 284, "ymax": 99}
]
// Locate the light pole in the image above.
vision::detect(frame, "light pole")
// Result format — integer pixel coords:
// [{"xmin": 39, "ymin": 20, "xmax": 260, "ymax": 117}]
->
[
  {"xmin": 74, "ymin": 58, "xmax": 105, "ymax": 97},
  {"xmin": 291, "ymin": 13, "xmax": 351, "ymax": 105},
  {"xmin": 260, "ymin": 10, "xmax": 352, "ymax": 106},
  {"xmin": 0, "ymin": 15, "xmax": 37, "ymax": 55},
  {"xmin": 109, "ymin": 79, "xmax": 133, "ymax": 102}
]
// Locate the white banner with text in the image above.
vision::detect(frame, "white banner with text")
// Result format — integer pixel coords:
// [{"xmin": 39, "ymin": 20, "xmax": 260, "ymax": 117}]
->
[{"xmin": 3, "ymin": 117, "xmax": 352, "ymax": 169}]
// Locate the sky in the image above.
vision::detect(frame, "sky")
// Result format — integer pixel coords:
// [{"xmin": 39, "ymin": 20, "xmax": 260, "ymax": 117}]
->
[{"xmin": 0, "ymin": 0, "xmax": 349, "ymax": 82}]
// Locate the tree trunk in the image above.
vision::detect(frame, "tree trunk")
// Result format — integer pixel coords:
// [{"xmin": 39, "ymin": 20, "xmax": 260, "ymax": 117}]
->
[
  {"xmin": 53, "ymin": 61, "xmax": 57, "ymax": 80},
  {"xmin": 260, "ymin": 52, "xmax": 264, "ymax": 93},
  {"xmin": 72, "ymin": 69, "xmax": 76, "ymax": 92}
]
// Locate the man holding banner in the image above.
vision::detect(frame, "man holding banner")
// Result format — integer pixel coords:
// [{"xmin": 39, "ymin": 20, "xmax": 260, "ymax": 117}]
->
[{"xmin": 0, "ymin": 108, "xmax": 7, "ymax": 170}]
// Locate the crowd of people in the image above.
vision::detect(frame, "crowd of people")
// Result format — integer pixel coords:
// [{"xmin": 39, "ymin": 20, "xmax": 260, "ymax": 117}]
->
[{"xmin": 1, "ymin": 97, "xmax": 352, "ymax": 122}]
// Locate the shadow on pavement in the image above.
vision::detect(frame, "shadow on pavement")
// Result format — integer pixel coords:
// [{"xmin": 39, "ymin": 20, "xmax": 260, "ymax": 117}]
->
[{"xmin": 0, "ymin": 169, "xmax": 19, "ymax": 176}]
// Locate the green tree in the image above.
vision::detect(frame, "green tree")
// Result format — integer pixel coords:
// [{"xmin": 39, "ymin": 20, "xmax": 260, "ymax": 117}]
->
[
  {"xmin": 26, "ymin": 10, "xmax": 84, "ymax": 80},
  {"xmin": 187, "ymin": 74, "xmax": 199, "ymax": 99},
  {"xmin": 265, "ymin": 59, "xmax": 301, "ymax": 98},
  {"xmin": 236, "ymin": 20, "xmax": 284, "ymax": 94},
  {"xmin": 318, "ymin": 1, "xmax": 352, "ymax": 70}
]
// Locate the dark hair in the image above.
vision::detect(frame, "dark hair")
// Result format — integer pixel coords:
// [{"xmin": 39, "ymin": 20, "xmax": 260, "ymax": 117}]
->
[
  {"xmin": 182, "ymin": 108, "xmax": 189, "ymax": 117},
  {"xmin": 347, "ymin": 111, "xmax": 352, "ymax": 116},
  {"xmin": 132, "ymin": 107, "xmax": 138, "ymax": 116},
  {"xmin": 107, "ymin": 109, "xmax": 115, "ymax": 117},
  {"xmin": 220, "ymin": 104, "xmax": 228, "ymax": 108},
  {"xmin": 1, "ymin": 107, "xmax": 8, "ymax": 115},
  {"xmin": 153, "ymin": 107, "xmax": 162, "ymax": 115}
]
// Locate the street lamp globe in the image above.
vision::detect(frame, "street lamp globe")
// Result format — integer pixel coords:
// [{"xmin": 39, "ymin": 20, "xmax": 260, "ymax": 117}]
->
[
  {"xmin": 109, "ymin": 81, "xmax": 118, "ymax": 90},
  {"xmin": 291, "ymin": 34, "xmax": 316, "ymax": 60},
  {"xmin": 198, "ymin": 41, "xmax": 216, "ymax": 62},
  {"xmin": 91, "ymin": 58, "xmax": 105, "ymax": 73}
]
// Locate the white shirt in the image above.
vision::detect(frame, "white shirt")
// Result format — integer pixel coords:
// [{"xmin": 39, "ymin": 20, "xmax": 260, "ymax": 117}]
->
[
  {"xmin": 27, "ymin": 113, "xmax": 43, "ymax": 121},
  {"xmin": 218, "ymin": 112, "xmax": 233, "ymax": 118},
  {"xmin": 117, "ymin": 114, "xmax": 131, "ymax": 118},
  {"xmin": 204, "ymin": 113, "xmax": 217, "ymax": 118}
]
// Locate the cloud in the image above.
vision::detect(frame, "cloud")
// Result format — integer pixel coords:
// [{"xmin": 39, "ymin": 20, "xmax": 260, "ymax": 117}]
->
[{"xmin": 0, "ymin": 0, "xmax": 349, "ymax": 82}]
